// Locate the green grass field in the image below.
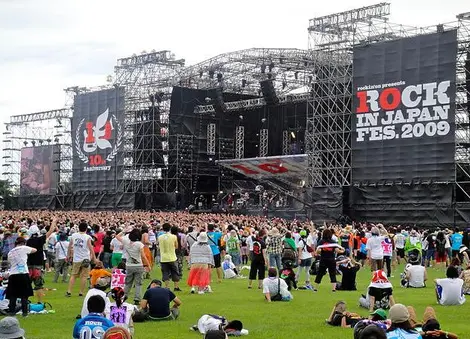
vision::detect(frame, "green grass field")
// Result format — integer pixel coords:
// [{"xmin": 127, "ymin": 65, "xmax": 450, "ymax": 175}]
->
[{"xmin": 17, "ymin": 264, "xmax": 470, "ymax": 339}]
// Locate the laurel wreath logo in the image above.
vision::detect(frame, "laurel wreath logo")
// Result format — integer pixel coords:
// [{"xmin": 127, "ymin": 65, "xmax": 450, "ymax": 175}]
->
[{"xmin": 75, "ymin": 114, "xmax": 123, "ymax": 164}]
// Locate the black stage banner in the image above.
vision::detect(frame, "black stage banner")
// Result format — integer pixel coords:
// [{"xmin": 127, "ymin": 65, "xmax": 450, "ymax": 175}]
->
[
  {"xmin": 352, "ymin": 30, "xmax": 457, "ymax": 184},
  {"xmin": 72, "ymin": 88, "xmax": 124, "ymax": 192}
]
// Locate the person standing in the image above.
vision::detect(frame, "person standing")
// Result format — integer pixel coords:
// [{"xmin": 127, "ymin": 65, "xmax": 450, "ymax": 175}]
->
[
  {"xmin": 366, "ymin": 226, "xmax": 385, "ymax": 271},
  {"xmin": 381, "ymin": 230, "xmax": 393, "ymax": 278},
  {"xmin": 394, "ymin": 230, "xmax": 406, "ymax": 265},
  {"xmin": 248, "ymin": 230, "xmax": 268, "ymax": 289},
  {"xmin": 67, "ymin": 222, "xmax": 97, "ymax": 297},
  {"xmin": 92, "ymin": 225, "xmax": 105, "ymax": 263},
  {"xmin": 207, "ymin": 224, "xmax": 223, "ymax": 283},
  {"xmin": 187, "ymin": 232, "xmax": 214, "ymax": 294},
  {"xmin": 158, "ymin": 223, "xmax": 181, "ymax": 291},
  {"xmin": 116, "ymin": 228, "xmax": 150, "ymax": 304},
  {"xmin": 110, "ymin": 231, "xmax": 124, "ymax": 268},
  {"xmin": 265, "ymin": 228, "xmax": 283, "ymax": 272},
  {"xmin": 53, "ymin": 232, "xmax": 70, "ymax": 283},
  {"xmin": 450, "ymin": 228, "xmax": 464, "ymax": 259},
  {"xmin": 296, "ymin": 229, "xmax": 314, "ymax": 289},
  {"xmin": 225, "ymin": 230, "xmax": 241, "ymax": 272},
  {"xmin": 314, "ymin": 229, "xmax": 344, "ymax": 292},
  {"xmin": 6, "ymin": 237, "xmax": 37, "ymax": 317},
  {"xmin": 26, "ymin": 219, "xmax": 57, "ymax": 303},
  {"xmin": 102, "ymin": 231, "xmax": 113, "ymax": 269}
]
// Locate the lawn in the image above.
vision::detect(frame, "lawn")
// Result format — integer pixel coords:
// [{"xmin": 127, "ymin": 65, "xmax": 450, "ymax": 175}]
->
[{"xmin": 18, "ymin": 264, "xmax": 470, "ymax": 339}]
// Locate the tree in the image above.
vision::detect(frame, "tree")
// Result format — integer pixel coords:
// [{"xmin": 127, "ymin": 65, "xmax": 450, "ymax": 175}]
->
[{"xmin": 0, "ymin": 180, "xmax": 14, "ymax": 209}]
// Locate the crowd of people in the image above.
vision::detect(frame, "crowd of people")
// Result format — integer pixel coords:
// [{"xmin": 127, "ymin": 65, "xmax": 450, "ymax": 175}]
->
[{"xmin": 0, "ymin": 210, "xmax": 468, "ymax": 338}]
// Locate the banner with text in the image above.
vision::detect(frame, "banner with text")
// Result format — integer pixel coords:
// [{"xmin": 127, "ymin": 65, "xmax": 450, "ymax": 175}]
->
[
  {"xmin": 72, "ymin": 88, "xmax": 124, "ymax": 192},
  {"xmin": 352, "ymin": 30, "xmax": 457, "ymax": 184}
]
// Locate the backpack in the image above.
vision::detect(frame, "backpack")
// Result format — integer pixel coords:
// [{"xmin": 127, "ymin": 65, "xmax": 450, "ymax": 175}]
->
[
  {"xmin": 436, "ymin": 238, "xmax": 446, "ymax": 253},
  {"xmin": 253, "ymin": 241, "xmax": 262, "ymax": 255}
]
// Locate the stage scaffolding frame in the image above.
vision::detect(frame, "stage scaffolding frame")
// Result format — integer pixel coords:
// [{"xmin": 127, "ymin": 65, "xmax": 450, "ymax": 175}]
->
[
  {"xmin": 2, "ymin": 108, "xmax": 73, "ymax": 208},
  {"xmin": 306, "ymin": 3, "xmax": 423, "ymax": 188},
  {"xmin": 113, "ymin": 51, "xmax": 185, "ymax": 193}
]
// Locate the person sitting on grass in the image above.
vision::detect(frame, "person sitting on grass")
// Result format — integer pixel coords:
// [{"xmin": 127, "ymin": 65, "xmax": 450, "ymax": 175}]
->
[
  {"xmin": 133, "ymin": 279, "xmax": 182, "ymax": 321},
  {"xmin": 190, "ymin": 314, "xmax": 249, "ymax": 336},
  {"xmin": 89, "ymin": 260, "xmax": 112, "ymax": 287},
  {"xmin": 400, "ymin": 261, "xmax": 427, "ymax": 288},
  {"xmin": 357, "ymin": 324, "xmax": 387, "ymax": 339},
  {"xmin": 326, "ymin": 301, "xmax": 363, "ymax": 328},
  {"xmin": 262, "ymin": 267, "xmax": 292, "ymax": 302},
  {"xmin": 386, "ymin": 304, "xmax": 421, "ymax": 339},
  {"xmin": 359, "ymin": 270, "xmax": 395, "ymax": 312},
  {"xmin": 434, "ymin": 266, "xmax": 466, "ymax": 306},
  {"xmin": 459, "ymin": 263, "xmax": 470, "ymax": 294},
  {"xmin": 73, "ymin": 295, "xmax": 114, "ymax": 339},
  {"xmin": 0, "ymin": 317, "xmax": 26, "ymax": 339},
  {"xmin": 108, "ymin": 287, "xmax": 136, "ymax": 336},
  {"xmin": 336, "ymin": 256, "xmax": 361, "ymax": 291},
  {"xmin": 81, "ymin": 277, "xmax": 111, "ymax": 319}
]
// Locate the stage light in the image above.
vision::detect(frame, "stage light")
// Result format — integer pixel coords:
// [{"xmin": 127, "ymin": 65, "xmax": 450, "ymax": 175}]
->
[
  {"xmin": 31, "ymin": 140, "xmax": 36, "ymax": 146},
  {"xmin": 23, "ymin": 141, "xmax": 27, "ymax": 146},
  {"xmin": 294, "ymin": 72, "xmax": 298, "ymax": 80},
  {"xmin": 39, "ymin": 140, "xmax": 44, "ymax": 145},
  {"xmin": 261, "ymin": 118, "xmax": 267, "ymax": 124},
  {"xmin": 205, "ymin": 97, "xmax": 211, "ymax": 103},
  {"xmin": 54, "ymin": 137, "xmax": 59, "ymax": 143},
  {"xmin": 57, "ymin": 119, "xmax": 62, "ymax": 127},
  {"xmin": 436, "ymin": 24, "xmax": 444, "ymax": 33},
  {"xmin": 291, "ymin": 131, "xmax": 296, "ymax": 139},
  {"xmin": 239, "ymin": 115, "xmax": 243, "ymax": 121}
]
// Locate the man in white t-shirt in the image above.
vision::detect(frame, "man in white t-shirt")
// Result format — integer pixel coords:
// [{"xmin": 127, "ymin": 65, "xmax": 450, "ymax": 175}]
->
[
  {"xmin": 66, "ymin": 222, "xmax": 96, "ymax": 297},
  {"xmin": 262, "ymin": 267, "xmax": 292, "ymax": 301},
  {"xmin": 402, "ymin": 263, "xmax": 427, "ymax": 288},
  {"xmin": 435, "ymin": 266, "xmax": 466, "ymax": 306},
  {"xmin": 296, "ymin": 230, "xmax": 314, "ymax": 288},
  {"xmin": 81, "ymin": 277, "xmax": 111, "ymax": 318},
  {"xmin": 366, "ymin": 227, "xmax": 385, "ymax": 271}
]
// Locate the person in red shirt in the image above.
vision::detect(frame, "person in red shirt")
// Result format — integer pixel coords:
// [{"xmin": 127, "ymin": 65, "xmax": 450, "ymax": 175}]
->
[{"xmin": 93, "ymin": 225, "xmax": 105, "ymax": 260}]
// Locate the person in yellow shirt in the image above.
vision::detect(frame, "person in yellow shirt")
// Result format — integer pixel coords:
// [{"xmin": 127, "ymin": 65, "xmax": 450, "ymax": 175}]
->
[{"xmin": 158, "ymin": 223, "xmax": 181, "ymax": 291}]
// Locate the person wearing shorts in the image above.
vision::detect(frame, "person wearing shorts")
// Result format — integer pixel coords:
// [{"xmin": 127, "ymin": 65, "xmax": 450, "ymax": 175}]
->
[
  {"xmin": 67, "ymin": 222, "xmax": 96, "ymax": 297},
  {"xmin": 158, "ymin": 223, "xmax": 181, "ymax": 291}
]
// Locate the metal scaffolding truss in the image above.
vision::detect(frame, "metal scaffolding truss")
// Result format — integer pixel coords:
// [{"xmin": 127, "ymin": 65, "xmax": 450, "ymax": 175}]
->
[
  {"xmin": 113, "ymin": 50, "xmax": 185, "ymax": 193},
  {"xmin": 259, "ymin": 128, "xmax": 268, "ymax": 157},
  {"xmin": 2, "ymin": 108, "xmax": 73, "ymax": 202},
  {"xmin": 207, "ymin": 123, "xmax": 216, "ymax": 156},
  {"xmin": 235, "ymin": 126, "xmax": 245, "ymax": 159},
  {"xmin": 176, "ymin": 48, "xmax": 314, "ymax": 96},
  {"xmin": 454, "ymin": 13, "xmax": 470, "ymax": 200},
  {"xmin": 306, "ymin": 3, "xmax": 421, "ymax": 188}
]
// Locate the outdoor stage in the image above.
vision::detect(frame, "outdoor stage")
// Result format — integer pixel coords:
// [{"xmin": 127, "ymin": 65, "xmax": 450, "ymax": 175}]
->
[{"xmin": 3, "ymin": 3, "xmax": 470, "ymax": 226}]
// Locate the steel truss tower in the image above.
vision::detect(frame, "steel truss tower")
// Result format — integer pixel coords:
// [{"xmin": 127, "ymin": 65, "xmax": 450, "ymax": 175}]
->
[
  {"xmin": 2, "ymin": 108, "xmax": 72, "ymax": 208},
  {"xmin": 114, "ymin": 51, "xmax": 185, "ymax": 194},
  {"xmin": 306, "ymin": 3, "xmax": 420, "ymax": 187}
]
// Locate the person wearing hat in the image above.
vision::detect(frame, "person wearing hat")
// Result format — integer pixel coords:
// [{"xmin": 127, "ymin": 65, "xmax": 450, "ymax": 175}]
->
[
  {"xmin": 187, "ymin": 232, "xmax": 215, "ymax": 294},
  {"xmin": 386, "ymin": 304, "xmax": 421, "ymax": 338},
  {"xmin": 296, "ymin": 229, "xmax": 314, "ymax": 289},
  {"xmin": 26, "ymin": 218, "xmax": 58, "ymax": 304},
  {"xmin": 265, "ymin": 227, "xmax": 283, "ymax": 272},
  {"xmin": 135, "ymin": 279, "xmax": 182, "ymax": 321},
  {"xmin": 353, "ymin": 309, "xmax": 389, "ymax": 338},
  {"xmin": 6, "ymin": 237, "xmax": 37, "ymax": 317},
  {"xmin": 0, "ymin": 317, "xmax": 25, "ymax": 339},
  {"xmin": 103, "ymin": 326, "xmax": 132, "ymax": 339}
]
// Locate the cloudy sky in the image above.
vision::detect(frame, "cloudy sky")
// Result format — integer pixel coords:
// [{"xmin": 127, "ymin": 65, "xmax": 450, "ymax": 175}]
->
[{"xmin": 0, "ymin": 0, "xmax": 467, "ymax": 123}]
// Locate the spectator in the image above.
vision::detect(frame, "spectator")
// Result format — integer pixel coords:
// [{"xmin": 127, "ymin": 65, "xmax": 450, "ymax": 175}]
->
[
  {"xmin": 366, "ymin": 226, "xmax": 385, "ymax": 271},
  {"xmin": 450, "ymin": 228, "xmax": 463, "ymax": 258},
  {"xmin": 204, "ymin": 330, "xmax": 228, "ymax": 339},
  {"xmin": 357, "ymin": 324, "xmax": 387, "ymax": 339},
  {"xmin": 92, "ymin": 225, "xmax": 105, "ymax": 264},
  {"xmin": 401, "ymin": 262, "xmax": 427, "ymax": 288},
  {"xmin": 0, "ymin": 317, "xmax": 25, "ymax": 339},
  {"xmin": 108, "ymin": 287, "xmax": 135, "ymax": 336},
  {"xmin": 265, "ymin": 227, "xmax": 283, "ymax": 271},
  {"xmin": 207, "ymin": 224, "xmax": 224, "ymax": 284},
  {"xmin": 116, "ymin": 228, "xmax": 150, "ymax": 304},
  {"xmin": 418, "ymin": 306, "xmax": 458, "ymax": 339},
  {"xmin": 337, "ymin": 257, "xmax": 361, "ymax": 291},
  {"xmin": 425, "ymin": 232, "xmax": 437, "ymax": 268},
  {"xmin": 135, "ymin": 279, "xmax": 182, "ymax": 321},
  {"xmin": 326, "ymin": 301, "xmax": 363, "ymax": 328},
  {"xmin": 53, "ymin": 231, "xmax": 70, "ymax": 283},
  {"xmin": 225, "ymin": 230, "xmax": 241, "ymax": 272},
  {"xmin": 314, "ymin": 228, "xmax": 344, "ymax": 292},
  {"xmin": 248, "ymin": 230, "xmax": 268, "ymax": 289},
  {"xmin": 73, "ymin": 295, "xmax": 114, "ymax": 339},
  {"xmin": 81, "ymin": 277, "xmax": 111, "ymax": 319},
  {"xmin": 359, "ymin": 270, "xmax": 395, "ymax": 311},
  {"xmin": 187, "ymin": 232, "xmax": 214, "ymax": 294},
  {"xmin": 296, "ymin": 229, "xmax": 314, "ymax": 289},
  {"xmin": 110, "ymin": 231, "xmax": 124, "ymax": 268},
  {"xmin": 67, "ymin": 222, "xmax": 97, "ymax": 297},
  {"xmin": 435, "ymin": 232, "xmax": 448, "ymax": 270},
  {"xmin": 26, "ymin": 219, "xmax": 57, "ymax": 303},
  {"xmin": 89, "ymin": 261, "xmax": 112, "ymax": 287},
  {"xmin": 434, "ymin": 266, "xmax": 466, "ymax": 306},
  {"xmin": 386, "ymin": 304, "xmax": 422, "ymax": 339},
  {"xmin": 190, "ymin": 314, "xmax": 248, "ymax": 336},
  {"xmin": 6, "ymin": 236, "xmax": 37, "ymax": 317},
  {"xmin": 101, "ymin": 230, "xmax": 113, "ymax": 269},
  {"xmin": 459, "ymin": 263, "xmax": 470, "ymax": 294},
  {"xmin": 171, "ymin": 226, "xmax": 184, "ymax": 280},
  {"xmin": 262, "ymin": 267, "xmax": 292, "ymax": 302},
  {"xmin": 158, "ymin": 223, "xmax": 181, "ymax": 291},
  {"xmin": 103, "ymin": 327, "xmax": 132, "ymax": 339}
]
